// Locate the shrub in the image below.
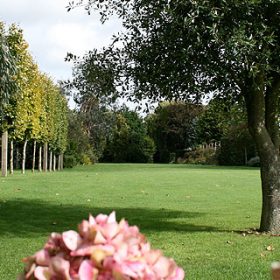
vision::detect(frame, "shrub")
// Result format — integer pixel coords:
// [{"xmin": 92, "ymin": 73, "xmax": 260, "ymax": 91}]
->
[
  {"xmin": 64, "ymin": 155, "xmax": 77, "ymax": 168},
  {"xmin": 80, "ymin": 153, "xmax": 93, "ymax": 165},
  {"xmin": 19, "ymin": 212, "xmax": 184, "ymax": 280},
  {"xmin": 182, "ymin": 147, "xmax": 218, "ymax": 165}
]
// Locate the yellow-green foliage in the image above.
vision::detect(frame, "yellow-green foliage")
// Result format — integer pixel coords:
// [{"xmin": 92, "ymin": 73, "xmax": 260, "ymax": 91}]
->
[{"xmin": 2, "ymin": 23, "xmax": 68, "ymax": 152}]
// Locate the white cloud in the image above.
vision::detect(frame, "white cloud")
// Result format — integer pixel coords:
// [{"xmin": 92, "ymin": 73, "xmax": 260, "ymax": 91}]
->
[{"xmin": 0, "ymin": 0, "xmax": 122, "ymax": 81}]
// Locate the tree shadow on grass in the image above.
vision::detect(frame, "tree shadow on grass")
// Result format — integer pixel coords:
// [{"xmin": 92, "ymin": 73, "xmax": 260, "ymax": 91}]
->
[{"xmin": 0, "ymin": 199, "xmax": 216, "ymax": 237}]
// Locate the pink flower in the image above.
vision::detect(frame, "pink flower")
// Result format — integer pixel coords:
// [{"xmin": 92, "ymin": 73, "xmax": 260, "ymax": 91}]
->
[{"xmin": 21, "ymin": 211, "xmax": 185, "ymax": 280}]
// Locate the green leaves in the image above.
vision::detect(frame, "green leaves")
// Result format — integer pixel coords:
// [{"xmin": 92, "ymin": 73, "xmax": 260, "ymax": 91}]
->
[
  {"xmin": 0, "ymin": 23, "xmax": 17, "ymax": 121},
  {"xmin": 69, "ymin": 0, "xmax": 280, "ymax": 104}
]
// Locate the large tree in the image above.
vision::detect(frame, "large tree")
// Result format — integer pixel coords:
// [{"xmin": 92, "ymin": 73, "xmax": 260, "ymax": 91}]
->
[
  {"xmin": 147, "ymin": 102, "xmax": 201, "ymax": 162},
  {"xmin": 69, "ymin": 1, "xmax": 280, "ymax": 233},
  {"xmin": 102, "ymin": 107, "xmax": 155, "ymax": 163}
]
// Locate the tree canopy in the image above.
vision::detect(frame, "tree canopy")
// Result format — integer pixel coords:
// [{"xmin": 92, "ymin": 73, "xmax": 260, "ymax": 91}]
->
[
  {"xmin": 0, "ymin": 22, "xmax": 17, "ymax": 127},
  {"xmin": 68, "ymin": 0, "xmax": 280, "ymax": 102}
]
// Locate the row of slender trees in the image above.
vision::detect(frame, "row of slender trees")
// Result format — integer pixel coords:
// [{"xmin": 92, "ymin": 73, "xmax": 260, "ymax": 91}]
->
[{"xmin": 0, "ymin": 23, "xmax": 68, "ymax": 176}]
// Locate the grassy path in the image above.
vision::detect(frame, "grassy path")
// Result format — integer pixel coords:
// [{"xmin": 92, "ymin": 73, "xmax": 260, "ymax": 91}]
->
[{"xmin": 0, "ymin": 164, "xmax": 279, "ymax": 279}]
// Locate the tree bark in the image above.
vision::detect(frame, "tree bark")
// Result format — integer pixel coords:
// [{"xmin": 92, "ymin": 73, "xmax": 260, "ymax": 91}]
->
[
  {"xmin": 61, "ymin": 154, "xmax": 64, "ymax": 170},
  {"xmin": 38, "ymin": 145, "xmax": 42, "ymax": 172},
  {"xmin": 58, "ymin": 154, "xmax": 61, "ymax": 171},
  {"xmin": 244, "ymin": 72, "xmax": 280, "ymax": 233},
  {"xmin": 259, "ymin": 149, "xmax": 280, "ymax": 233},
  {"xmin": 1, "ymin": 131, "xmax": 8, "ymax": 177},
  {"xmin": 43, "ymin": 143, "xmax": 48, "ymax": 172},
  {"xmin": 16, "ymin": 146, "xmax": 20, "ymax": 170},
  {"xmin": 10, "ymin": 139, "xmax": 13, "ymax": 175},
  {"xmin": 53, "ymin": 154, "xmax": 56, "ymax": 171},
  {"xmin": 22, "ymin": 140, "xmax": 28, "ymax": 174},
  {"xmin": 49, "ymin": 150, "xmax": 53, "ymax": 172},
  {"xmin": 32, "ymin": 141, "xmax": 37, "ymax": 173}
]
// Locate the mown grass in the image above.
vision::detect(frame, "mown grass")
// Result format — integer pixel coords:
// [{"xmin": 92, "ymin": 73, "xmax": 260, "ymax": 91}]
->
[{"xmin": 0, "ymin": 164, "xmax": 279, "ymax": 279}]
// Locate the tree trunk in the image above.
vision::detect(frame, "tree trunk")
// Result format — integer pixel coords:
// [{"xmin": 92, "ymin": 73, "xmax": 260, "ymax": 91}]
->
[
  {"xmin": 57, "ymin": 154, "xmax": 61, "ymax": 171},
  {"xmin": 10, "ymin": 140, "xmax": 13, "ymax": 175},
  {"xmin": 22, "ymin": 140, "xmax": 28, "ymax": 174},
  {"xmin": 49, "ymin": 150, "xmax": 53, "ymax": 172},
  {"xmin": 16, "ymin": 146, "xmax": 20, "ymax": 170},
  {"xmin": 1, "ymin": 131, "xmax": 8, "ymax": 177},
  {"xmin": 259, "ymin": 149, "xmax": 280, "ymax": 232},
  {"xmin": 32, "ymin": 141, "xmax": 36, "ymax": 173},
  {"xmin": 38, "ymin": 145, "xmax": 42, "ymax": 172},
  {"xmin": 43, "ymin": 143, "xmax": 48, "ymax": 172},
  {"xmin": 53, "ymin": 154, "xmax": 56, "ymax": 171},
  {"xmin": 244, "ymin": 72, "xmax": 280, "ymax": 233},
  {"xmin": 60, "ymin": 154, "xmax": 64, "ymax": 170}
]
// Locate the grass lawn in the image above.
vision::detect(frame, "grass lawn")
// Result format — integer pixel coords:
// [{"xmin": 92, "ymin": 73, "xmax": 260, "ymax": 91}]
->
[{"xmin": 0, "ymin": 164, "xmax": 279, "ymax": 279}]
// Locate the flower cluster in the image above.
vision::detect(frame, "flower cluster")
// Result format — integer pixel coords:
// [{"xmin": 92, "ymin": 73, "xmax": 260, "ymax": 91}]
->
[{"xmin": 19, "ymin": 212, "xmax": 185, "ymax": 280}]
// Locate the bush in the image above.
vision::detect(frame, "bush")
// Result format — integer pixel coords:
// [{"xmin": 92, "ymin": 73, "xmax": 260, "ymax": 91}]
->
[
  {"xmin": 80, "ymin": 153, "xmax": 93, "ymax": 165},
  {"xmin": 64, "ymin": 155, "xmax": 77, "ymax": 168},
  {"xmin": 182, "ymin": 147, "xmax": 218, "ymax": 165}
]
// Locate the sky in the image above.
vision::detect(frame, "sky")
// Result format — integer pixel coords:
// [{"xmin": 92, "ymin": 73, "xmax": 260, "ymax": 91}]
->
[{"xmin": 0, "ymin": 0, "xmax": 122, "ymax": 82}]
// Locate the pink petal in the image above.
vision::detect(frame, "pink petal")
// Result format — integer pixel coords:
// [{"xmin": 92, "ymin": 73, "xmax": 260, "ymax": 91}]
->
[
  {"xmin": 95, "ymin": 214, "xmax": 108, "ymax": 224},
  {"xmin": 89, "ymin": 215, "xmax": 96, "ymax": 226},
  {"xmin": 170, "ymin": 267, "xmax": 185, "ymax": 280},
  {"xmin": 34, "ymin": 266, "xmax": 51, "ymax": 280},
  {"xmin": 114, "ymin": 243, "xmax": 128, "ymax": 262},
  {"xmin": 62, "ymin": 230, "xmax": 82, "ymax": 251},
  {"xmin": 71, "ymin": 244, "xmax": 93, "ymax": 257},
  {"xmin": 35, "ymin": 250, "xmax": 50, "ymax": 266},
  {"xmin": 101, "ymin": 223, "xmax": 119, "ymax": 240},
  {"xmin": 50, "ymin": 256, "xmax": 71, "ymax": 280},
  {"xmin": 144, "ymin": 250, "xmax": 161, "ymax": 265},
  {"xmin": 114, "ymin": 261, "xmax": 144, "ymax": 278},
  {"xmin": 153, "ymin": 256, "xmax": 172, "ymax": 278},
  {"xmin": 111, "ymin": 232, "xmax": 124, "ymax": 248},
  {"xmin": 118, "ymin": 219, "xmax": 129, "ymax": 231},
  {"xmin": 79, "ymin": 260, "xmax": 98, "ymax": 280},
  {"xmin": 94, "ymin": 230, "xmax": 106, "ymax": 244},
  {"xmin": 107, "ymin": 212, "xmax": 116, "ymax": 223},
  {"xmin": 79, "ymin": 220, "xmax": 90, "ymax": 237},
  {"xmin": 128, "ymin": 226, "xmax": 139, "ymax": 236}
]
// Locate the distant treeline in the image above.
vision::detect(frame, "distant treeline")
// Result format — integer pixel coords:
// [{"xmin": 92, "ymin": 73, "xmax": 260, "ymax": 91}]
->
[{"xmin": 66, "ymin": 98, "xmax": 257, "ymax": 167}]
